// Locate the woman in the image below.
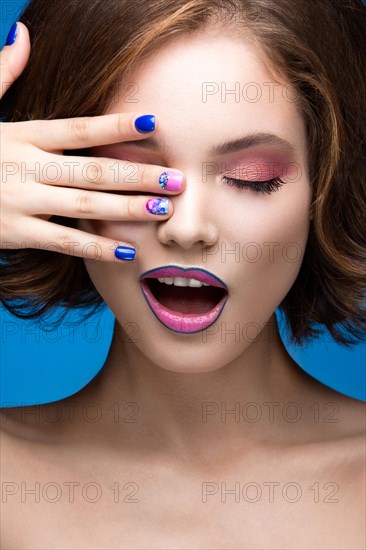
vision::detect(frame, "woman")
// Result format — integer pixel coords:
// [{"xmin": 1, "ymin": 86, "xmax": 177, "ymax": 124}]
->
[{"xmin": 1, "ymin": 0, "xmax": 365, "ymax": 548}]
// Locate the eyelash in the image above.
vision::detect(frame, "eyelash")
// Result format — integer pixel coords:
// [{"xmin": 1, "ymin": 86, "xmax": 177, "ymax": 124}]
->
[{"xmin": 222, "ymin": 176, "xmax": 286, "ymax": 195}]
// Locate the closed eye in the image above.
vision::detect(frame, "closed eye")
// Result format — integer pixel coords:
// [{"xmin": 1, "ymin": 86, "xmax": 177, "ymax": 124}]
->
[{"xmin": 222, "ymin": 176, "xmax": 286, "ymax": 195}]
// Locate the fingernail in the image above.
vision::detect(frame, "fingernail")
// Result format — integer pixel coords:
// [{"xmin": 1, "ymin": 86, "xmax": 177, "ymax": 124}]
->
[
  {"xmin": 146, "ymin": 198, "xmax": 169, "ymax": 215},
  {"xmin": 114, "ymin": 246, "xmax": 136, "ymax": 261},
  {"xmin": 158, "ymin": 170, "xmax": 184, "ymax": 191},
  {"xmin": 135, "ymin": 115, "xmax": 156, "ymax": 133},
  {"xmin": 6, "ymin": 22, "xmax": 18, "ymax": 46}
]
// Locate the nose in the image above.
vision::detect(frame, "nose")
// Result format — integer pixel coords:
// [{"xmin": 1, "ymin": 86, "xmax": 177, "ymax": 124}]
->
[{"xmin": 156, "ymin": 171, "xmax": 219, "ymax": 251}]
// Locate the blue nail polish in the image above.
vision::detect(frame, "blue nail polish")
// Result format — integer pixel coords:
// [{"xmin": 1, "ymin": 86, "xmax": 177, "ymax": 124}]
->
[
  {"xmin": 6, "ymin": 22, "xmax": 18, "ymax": 46},
  {"xmin": 146, "ymin": 198, "xmax": 169, "ymax": 215},
  {"xmin": 114, "ymin": 246, "xmax": 136, "ymax": 261},
  {"xmin": 135, "ymin": 115, "xmax": 155, "ymax": 133}
]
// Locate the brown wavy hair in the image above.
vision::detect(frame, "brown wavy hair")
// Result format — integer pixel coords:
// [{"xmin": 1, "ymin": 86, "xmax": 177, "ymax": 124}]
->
[{"xmin": 0, "ymin": 0, "xmax": 365, "ymax": 346}]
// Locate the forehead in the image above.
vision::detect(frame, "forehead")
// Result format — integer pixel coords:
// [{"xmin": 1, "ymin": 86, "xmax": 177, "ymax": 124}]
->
[
  {"xmin": 117, "ymin": 31, "xmax": 283, "ymax": 102},
  {"xmin": 106, "ymin": 31, "xmax": 305, "ymax": 162}
]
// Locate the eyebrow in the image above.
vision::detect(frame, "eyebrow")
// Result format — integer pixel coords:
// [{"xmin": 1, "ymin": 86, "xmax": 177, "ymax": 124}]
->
[{"xmin": 116, "ymin": 132, "xmax": 296, "ymax": 156}]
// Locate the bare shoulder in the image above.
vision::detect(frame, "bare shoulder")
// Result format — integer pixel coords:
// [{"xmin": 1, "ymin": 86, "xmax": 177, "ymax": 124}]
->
[
  {"xmin": 293, "ymin": 362, "xmax": 366, "ymax": 439},
  {"xmin": 301, "ymin": 383, "xmax": 366, "ymax": 496},
  {"xmin": 0, "ymin": 394, "xmax": 80, "ymax": 442},
  {"xmin": 321, "ymin": 384, "xmax": 365, "ymax": 438},
  {"xmin": 284, "ymin": 369, "xmax": 366, "ymax": 491},
  {"xmin": 0, "ymin": 415, "xmax": 51, "ymax": 476}
]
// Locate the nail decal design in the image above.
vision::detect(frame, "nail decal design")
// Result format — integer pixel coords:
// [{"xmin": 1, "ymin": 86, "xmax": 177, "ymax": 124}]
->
[
  {"xmin": 146, "ymin": 198, "xmax": 169, "ymax": 215},
  {"xmin": 158, "ymin": 171, "xmax": 184, "ymax": 191}
]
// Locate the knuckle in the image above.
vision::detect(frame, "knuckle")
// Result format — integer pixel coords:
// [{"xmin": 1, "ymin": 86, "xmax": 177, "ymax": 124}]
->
[
  {"xmin": 55, "ymin": 231, "xmax": 76, "ymax": 252},
  {"xmin": 84, "ymin": 161, "xmax": 104, "ymax": 185},
  {"xmin": 75, "ymin": 190, "xmax": 94, "ymax": 214},
  {"xmin": 126, "ymin": 197, "xmax": 138, "ymax": 218},
  {"xmin": 135, "ymin": 164, "xmax": 147, "ymax": 189},
  {"xmin": 116, "ymin": 113, "xmax": 128, "ymax": 137},
  {"xmin": 69, "ymin": 117, "xmax": 90, "ymax": 141}
]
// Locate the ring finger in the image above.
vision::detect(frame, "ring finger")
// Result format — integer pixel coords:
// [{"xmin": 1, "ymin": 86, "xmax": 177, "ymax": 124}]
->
[{"xmin": 23, "ymin": 183, "xmax": 173, "ymax": 220}]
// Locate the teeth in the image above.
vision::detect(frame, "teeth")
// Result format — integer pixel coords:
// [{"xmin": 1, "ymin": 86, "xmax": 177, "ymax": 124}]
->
[{"xmin": 157, "ymin": 276, "xmax": 210, "ymax": 288}]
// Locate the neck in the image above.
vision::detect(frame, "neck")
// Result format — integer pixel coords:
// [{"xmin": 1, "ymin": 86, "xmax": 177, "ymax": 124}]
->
[{"xmin": 85, "ymin": 313, "xmax": 306, "ymax": 458}]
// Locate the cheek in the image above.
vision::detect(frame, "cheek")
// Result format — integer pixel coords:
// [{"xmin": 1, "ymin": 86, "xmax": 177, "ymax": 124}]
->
[
  {"xmin": 225, "ymin": 184, "xmax": 311, "ymax": 316},
  {"xmin": 225, "ymin": 174, "xmax": 311, "ymax": 256}
]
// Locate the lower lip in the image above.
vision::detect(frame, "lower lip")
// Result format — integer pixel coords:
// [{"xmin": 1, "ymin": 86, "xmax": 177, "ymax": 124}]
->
[{"xmin": 140, "ymin": 279, "xmax": 228, "ymax": 334}]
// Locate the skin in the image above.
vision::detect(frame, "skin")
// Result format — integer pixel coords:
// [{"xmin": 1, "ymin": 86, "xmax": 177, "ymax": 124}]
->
[{"xmin": 1, "ymin": 26, "xmax": 365, "ymax": 550}]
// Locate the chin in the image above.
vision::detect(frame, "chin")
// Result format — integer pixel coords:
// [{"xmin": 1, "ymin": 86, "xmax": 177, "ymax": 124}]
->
[{"xmin": 131, "ymin": 329, "xmax": 244, "ymax": 375}]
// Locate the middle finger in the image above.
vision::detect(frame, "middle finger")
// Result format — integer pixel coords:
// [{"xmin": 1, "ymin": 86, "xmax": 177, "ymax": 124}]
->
[{"xmin": 35, "ymin": 151, "xmax": 185, "ymax": 194}]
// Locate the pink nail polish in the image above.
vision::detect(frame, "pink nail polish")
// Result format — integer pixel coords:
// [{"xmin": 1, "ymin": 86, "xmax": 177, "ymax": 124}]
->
[{"xmin": 158, "ymin": 171, "xmax": 184, "ymax": 191}]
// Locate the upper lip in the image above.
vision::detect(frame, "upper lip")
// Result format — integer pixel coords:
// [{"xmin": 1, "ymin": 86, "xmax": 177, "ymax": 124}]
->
[{"xmin": 140, "ymin": 266, "xmax": 228, "ymax": 290}]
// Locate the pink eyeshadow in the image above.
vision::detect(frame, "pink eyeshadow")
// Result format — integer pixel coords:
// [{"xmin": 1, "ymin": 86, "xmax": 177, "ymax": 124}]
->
[{"xmin": 223, "ymin": 153, "xmax": 299, "ymax": 180}]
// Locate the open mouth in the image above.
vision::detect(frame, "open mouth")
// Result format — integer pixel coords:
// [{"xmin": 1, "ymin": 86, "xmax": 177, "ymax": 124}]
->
[{"xmin": 144, "ymin": 278, "xmax": 227, "ymax": 314}]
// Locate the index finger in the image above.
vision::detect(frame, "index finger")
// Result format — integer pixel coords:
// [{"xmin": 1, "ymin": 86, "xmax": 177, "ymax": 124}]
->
[{"xmin": 21, "ymin": 113, "xmax": 157, "ymax": 151}]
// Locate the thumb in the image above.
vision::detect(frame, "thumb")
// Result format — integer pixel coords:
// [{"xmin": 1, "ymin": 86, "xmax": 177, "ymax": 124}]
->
[{"xmin": 0, "ymin": 22, "xmax": 31, "ymax": 100}]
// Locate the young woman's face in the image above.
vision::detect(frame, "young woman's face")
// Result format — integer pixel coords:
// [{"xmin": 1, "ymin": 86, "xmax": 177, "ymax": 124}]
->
[{"xmin": 77, "ymin": 29, "xmax": 312, "ymax": 373}]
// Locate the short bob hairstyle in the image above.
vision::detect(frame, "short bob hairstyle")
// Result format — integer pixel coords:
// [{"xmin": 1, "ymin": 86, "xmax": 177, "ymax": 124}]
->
[{"xmin": 0, "ymin": 0, "xmax": 365, "ymax": 347}]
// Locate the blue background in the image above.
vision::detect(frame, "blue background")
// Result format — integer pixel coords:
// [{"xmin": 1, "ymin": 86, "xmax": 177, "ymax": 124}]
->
[{"xmin": 1, "ymin": 0, "xmax": 365, "ymax": 405}]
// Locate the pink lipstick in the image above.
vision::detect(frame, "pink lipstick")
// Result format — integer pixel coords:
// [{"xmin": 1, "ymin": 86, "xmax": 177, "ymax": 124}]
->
[{"xmin": 139, "ymin": 266, "xmax": 228, "ymax": 334}]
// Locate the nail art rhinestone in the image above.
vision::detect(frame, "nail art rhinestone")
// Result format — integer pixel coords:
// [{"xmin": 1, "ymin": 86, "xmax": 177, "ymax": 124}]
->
[{"xmin": 159, "ymin": 172, "xmax": 169, "ymax": 190}]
